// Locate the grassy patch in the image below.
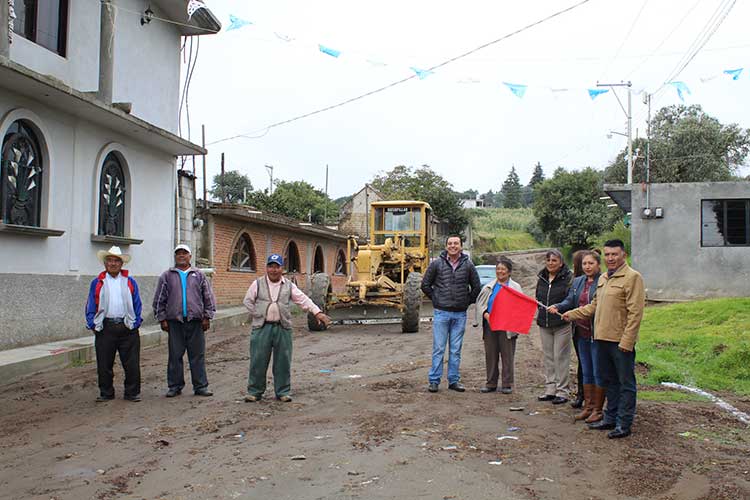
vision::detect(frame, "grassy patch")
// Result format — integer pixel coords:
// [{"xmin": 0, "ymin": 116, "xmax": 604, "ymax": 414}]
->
[
  {"xmin": 638, "ymin": 298, "xmax": 750, "ymax": 395},
  {"xmin": 470, "ymin": 208, "xmax": 540, "ymax": 253},
  {"xmin": 638, "ymin": 389, "xmax": 709, "ymax": 402}
]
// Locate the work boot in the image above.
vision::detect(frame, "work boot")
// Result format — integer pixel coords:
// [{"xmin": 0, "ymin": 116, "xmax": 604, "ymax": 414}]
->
[
  {"xmin": 574, "ymin": 384, "xmax": 594, "ymax": 421},
  {"xmin": 585, "ymin": 386, "xmax": 606, "ymax": 424}
]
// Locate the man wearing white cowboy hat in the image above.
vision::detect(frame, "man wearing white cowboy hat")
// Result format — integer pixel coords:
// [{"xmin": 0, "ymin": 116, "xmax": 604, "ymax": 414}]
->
[{"xmin": 85, "ymin": 246, "xmax": 143, "ymax": 402}]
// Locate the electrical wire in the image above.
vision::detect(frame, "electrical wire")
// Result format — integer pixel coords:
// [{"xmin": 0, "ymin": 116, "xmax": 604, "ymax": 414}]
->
[
  {"xmin": 599, "ymin": 0, "xmax": 650, "ymax": 80},
  {"xmin": 206, "ymin": 0, "xmax": 594, "ymax": 146}
]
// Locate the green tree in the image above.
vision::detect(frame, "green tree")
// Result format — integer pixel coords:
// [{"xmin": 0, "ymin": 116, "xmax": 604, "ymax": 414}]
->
[
  {"xmin": 370, "ymin": 165, "xmax": 469, "ymax": 234},
  {"xmin": 605, "ymin": 104, "xmax": 750, "ymax": 183},
  {"xmin": 268, "ymin": 180, "xmax": 339, "ymax": 224},
  {"xmin": 524, "ymin": 163, "xmax": 545, "ymax": 207},
  {"xmin": 533, "ymin": 167, "xmax": 614, "ymax": 249},
  {"xmin": 209, "ymin": 170, "xmax": 252, "ymax": 204},
  {"xmin": 500, "ymin": 166, "xmax": 523, "ymax": 208}
]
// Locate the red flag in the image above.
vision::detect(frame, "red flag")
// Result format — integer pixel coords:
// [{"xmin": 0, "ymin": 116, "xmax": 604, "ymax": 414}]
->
[{"xmin": 488, "ymin": 286, "xmax": 538, "ymax": 335}]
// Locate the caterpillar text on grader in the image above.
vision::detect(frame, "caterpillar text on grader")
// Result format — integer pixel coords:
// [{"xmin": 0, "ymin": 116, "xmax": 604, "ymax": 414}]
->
[{"xmin": 307, "ymin": 200, "xmax": 432, "ymax": 333}]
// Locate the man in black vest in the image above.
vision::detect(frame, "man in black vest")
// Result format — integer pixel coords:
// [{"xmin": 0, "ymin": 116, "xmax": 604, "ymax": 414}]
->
[
  {"xmin": 421, "ymin": 236, "xmax": 481, "ymax": 393},
  {"xmin": 242, "ymin": 254, "xmax": 331, "ymax": 402}
]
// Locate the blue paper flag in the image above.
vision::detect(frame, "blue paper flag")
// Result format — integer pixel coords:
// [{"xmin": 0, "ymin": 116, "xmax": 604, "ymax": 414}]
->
[
  {"xmin": 410, "ymin": 67, "xmax": 434, "ymax": 80},
  {"xmin": 226, "ymin": 14, "xmax": 252, "ymax": 31},
  {"xmin": 587, "ymin": 88, "xmax": 609, "ymax": 100},
  {"xmin": 669, "ymin": 81, "xmax": 691, "ymax": 102},
  {"xmin": 318, "ymin": 44, "xmax": 341, "ymax": 58},
  {"xmin": 503, "ymin": 82, "xmax": 527, "ymax": 98},
  {"xmin": 723, "ymin": 68, "xmax": 743, "ymax": 80}
]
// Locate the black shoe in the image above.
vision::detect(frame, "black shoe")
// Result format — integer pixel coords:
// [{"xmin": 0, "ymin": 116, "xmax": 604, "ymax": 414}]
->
[
  {"xmin": 428, "ymin": 383, "xmax": 439, "ymax": 393},
  {"xmin": 588, "ymin": 420, "xmax": 616, "ymax": 431},
  {"xmin": 448, "ymin": 383, "xmax": 465, "ymax": 392},
  {"xmin": 608, "ymin": 427, "xmax": 632, "ymax": 439},
  {"xmin": 551, "ymin": 396, "xmax": 568, "ymax": 405},
  {"xmin": 96, "ymin": 395, "xmax": 114, "ymax": 403},
  {"xmin": 124, "ymin": 394, "xmax": 141, "ymax": 402},
  {"xmin": 537, "ymin": 394, "xmax": 555, "ymax": 401},
  {"xmin": 165, "ymin": 389, "xmax": 182, "ymax": 398},
  {"xmin": 194, "ymin": 388, "xmax": 213, "ymax": 397},
  {"xmin": 480, "ymin": 387, "xmax": 497, "ymax": 393}
]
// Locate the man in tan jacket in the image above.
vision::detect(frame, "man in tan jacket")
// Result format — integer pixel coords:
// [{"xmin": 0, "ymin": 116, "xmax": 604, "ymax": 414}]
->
[{"xmin": 564, "ymin": 239, "xmax": 645, "ymax": 439}]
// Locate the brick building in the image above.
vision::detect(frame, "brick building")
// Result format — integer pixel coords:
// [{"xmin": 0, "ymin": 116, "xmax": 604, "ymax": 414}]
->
[{"xmin": 194, "ymin": 203, "xmax": 350, "ymax": 306}]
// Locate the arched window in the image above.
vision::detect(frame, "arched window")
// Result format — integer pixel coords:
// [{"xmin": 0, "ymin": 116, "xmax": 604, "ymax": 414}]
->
[
  {"xmin": 284, "ymin": 241, "xmax": 301, "ymax": 273},
  {"xmin": 313, "ymin": 245, "xmax": 325, "ymax": 273},
  {"xmin": 1, "ymin": 120, "xmax": 44, "ymax": 227},
  {"xmin": 231, "ymin": 233, "xmax": 257, "ymax": 271},
  {"xmin": 98, "ymin": 152, "xmax": 126, "ymax": 236},
  {"xmin": 335, "ymin": 249, "xmax": 347, "ymax": 275}
]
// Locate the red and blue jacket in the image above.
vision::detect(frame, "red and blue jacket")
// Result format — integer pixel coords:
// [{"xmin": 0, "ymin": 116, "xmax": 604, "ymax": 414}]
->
[{"xmin": 85, "ymin": 270, "xmax": 143, "ymax": 330}]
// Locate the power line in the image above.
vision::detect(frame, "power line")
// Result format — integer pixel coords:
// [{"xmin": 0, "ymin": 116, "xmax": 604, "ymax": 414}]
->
[{"xmin": 206, "ymin": 0, "xmax": 594, "ymax": 146}]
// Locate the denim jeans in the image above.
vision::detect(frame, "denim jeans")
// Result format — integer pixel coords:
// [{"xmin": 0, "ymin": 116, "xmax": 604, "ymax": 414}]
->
[
  {"xmin": 597, "ymin": 340, "xmax": 637, "ymax": 430},
  {"xmin": 576, "ymin": 337, "xmax": 602, "ymax": 386},
  {"xmin": 428, "ymin": 309, "xmax": 467, "ymax": 385}
]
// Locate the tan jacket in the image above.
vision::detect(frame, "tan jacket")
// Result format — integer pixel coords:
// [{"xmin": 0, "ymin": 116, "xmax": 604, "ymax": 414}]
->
[
  {"xmin": 566, "ymin": 264, "xmax": 645, "ymax": 351},
  {"xmin": 473, "ymin": 278, "xmax": 524, "ymax": 338}
]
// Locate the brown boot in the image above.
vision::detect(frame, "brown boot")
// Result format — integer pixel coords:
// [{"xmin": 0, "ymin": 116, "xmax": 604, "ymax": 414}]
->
[
  {"xmin": 585, "ymin": 386, "xmax": 605, "ymax": 423},
  {"xmin": 574, "ymin": 384, "xmax": 594, "ymax": 421}
]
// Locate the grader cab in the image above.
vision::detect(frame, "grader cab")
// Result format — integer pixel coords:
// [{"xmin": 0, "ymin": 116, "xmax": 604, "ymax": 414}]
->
[{"xmin": 308, "ymin": 201, "xmax": 432, "ymax": 333}]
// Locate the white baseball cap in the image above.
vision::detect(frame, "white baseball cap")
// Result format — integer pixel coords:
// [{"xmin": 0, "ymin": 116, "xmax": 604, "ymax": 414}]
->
[{"xmin": 174, "ymin": 244, "xmax": 192, "ymax": 254}]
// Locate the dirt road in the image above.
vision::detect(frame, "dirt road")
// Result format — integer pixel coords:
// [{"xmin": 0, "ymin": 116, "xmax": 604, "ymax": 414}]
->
[{"xmin": 1, "ymin": 313, "xmax": 749, "ymax": 500}]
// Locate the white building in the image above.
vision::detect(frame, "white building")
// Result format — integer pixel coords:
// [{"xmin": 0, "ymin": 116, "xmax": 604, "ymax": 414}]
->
[{"xmin": 0, "ymin": 1, "xmax": 220, "ymax": 349}]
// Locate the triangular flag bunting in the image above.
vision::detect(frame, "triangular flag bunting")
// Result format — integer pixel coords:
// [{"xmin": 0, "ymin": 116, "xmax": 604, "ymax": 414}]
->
[
  {"xmin": 226, "ymin": 14, "xmax": 252, "ymax": 31},
  {"xmin": 488, "ymin": 286, "xmax": 538, "ymax": 335},
  {"xmin": 587, "ymin": 88, "xmax": 609, "ymax": 100},
  {"xmin": 503, "ymin": 82, "xmax": 527, "ymax": 98},
  {"xmin": 318, "ymin": 44, "xmax": 341, "ymax": 58},
  {"xmin": 668, "ymin": 81, "xmax": 691, "ymax": 102},
  {"xmin": 410, "ymin": 67, "xmax": 434, "ymax": 80},
  {"xmin": 187, "ymin": 0, "xmax": 207, "ymax": 19},
  {"xmin": 723, "ymin": 68, "xmax": 743, "ymax": 80}
]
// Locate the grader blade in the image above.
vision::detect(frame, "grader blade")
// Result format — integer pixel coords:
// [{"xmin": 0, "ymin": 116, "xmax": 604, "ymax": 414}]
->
[{"xmin": 326, "ymin": 303, "xmax": 403, "ymax": 325}]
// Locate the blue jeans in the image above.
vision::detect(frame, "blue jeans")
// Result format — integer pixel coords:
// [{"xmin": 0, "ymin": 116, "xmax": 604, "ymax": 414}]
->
[
  {"xmin": 597, "ymin": 340, "xmax": 637, "ymax": 430},
  {"xmin": 576, "ymin": 337, "xmax": 602, "ymax": 386},
  {"xmin": 428, "ymin": 309, "xmax": 467, "ymax": 385}
]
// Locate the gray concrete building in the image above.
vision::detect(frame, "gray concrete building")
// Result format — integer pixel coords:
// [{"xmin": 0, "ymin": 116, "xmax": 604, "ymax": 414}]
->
[
  {"xmin": 0, "ymin": 1, "xmax": 220, "ymax": 349},
  {"xmin": 605, "ymin": 182, "xmax": 750, "ymax": 301}
]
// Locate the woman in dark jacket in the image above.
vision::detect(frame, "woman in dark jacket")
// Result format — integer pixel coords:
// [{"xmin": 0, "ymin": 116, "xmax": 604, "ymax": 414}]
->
[
  {"xmin": 535, "ymin": 249, "xmax": 573, "ymax": 404},
  {"xmin": 549, "ymin": 250, "xmax": 603, "ymax": 422}
]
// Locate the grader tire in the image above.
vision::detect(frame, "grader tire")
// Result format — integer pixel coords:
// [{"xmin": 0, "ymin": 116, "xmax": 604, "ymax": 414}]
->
[
  {"xmin": 307, "ymin": 273, "xmax": 331, "ymax": 331},
  {"xmin": 401, "ymin": 272, "xmax": 423, "ymax": 333}
]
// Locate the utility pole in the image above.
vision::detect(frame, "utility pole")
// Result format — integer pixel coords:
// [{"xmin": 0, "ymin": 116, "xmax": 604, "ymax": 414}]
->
[
  {"xmin": 201, "ymin": 124, "xmax": 207, "ymax": 206},
  {"xmin": 220, "ymin": 152, "xmax": 226, "ymax": 203},
  {"xmin": 324, "ymin": 164, "xmax": 329, "ymax": 226},
  {"xmin": 265, "ymin": 164, "xmax": 274, "ymax": 194},
  {"xmin": 597, "ymin": 81, "xmax": 633, "ymax": 184}
]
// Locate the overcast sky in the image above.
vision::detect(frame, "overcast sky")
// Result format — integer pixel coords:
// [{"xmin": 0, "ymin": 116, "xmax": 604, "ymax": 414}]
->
[{"xmin": 182, "ymin": 0, "xmax": 750, "ymax": 199}]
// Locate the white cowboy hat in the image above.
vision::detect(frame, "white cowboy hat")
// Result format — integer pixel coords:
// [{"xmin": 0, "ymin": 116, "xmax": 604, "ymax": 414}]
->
[{"xmin": 97, "ymin": 245, "xmax": 131, "ymax": 264}]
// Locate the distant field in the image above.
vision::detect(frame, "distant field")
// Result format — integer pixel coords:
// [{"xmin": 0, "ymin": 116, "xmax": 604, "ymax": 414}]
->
[
  {"xmin": 469, "ymin": 208, "xmax": 540, "ymax": 253},
  {"xmin": 638, "ymin": 298, "xmax": 750, "ymax": 396}
]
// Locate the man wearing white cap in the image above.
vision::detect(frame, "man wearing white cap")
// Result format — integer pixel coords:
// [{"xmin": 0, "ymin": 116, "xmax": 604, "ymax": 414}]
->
[
  {"xmin": 85, "ymin": 246, "xmax": 143, "ymax": 402},
  {"xmin": 153, "ymin": 244, "xmax": 216, "ymax": 397}
]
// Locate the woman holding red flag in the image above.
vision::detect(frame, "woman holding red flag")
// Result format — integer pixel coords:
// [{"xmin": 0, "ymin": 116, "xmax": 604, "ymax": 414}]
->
[{"xmin": 474, "ymin": 258, "xmax": 524, "ymax": 394}]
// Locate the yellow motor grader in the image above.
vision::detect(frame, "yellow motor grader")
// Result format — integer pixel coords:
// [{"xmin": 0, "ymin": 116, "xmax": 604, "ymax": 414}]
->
[{"xmin": 308, "ymin": 200, "xmax": 432, "ymax": 333}]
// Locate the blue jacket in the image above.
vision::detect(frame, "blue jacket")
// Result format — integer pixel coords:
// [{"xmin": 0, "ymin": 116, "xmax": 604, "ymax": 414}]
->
[
  {"xmin": 85, "ymin": 270, "xmax": 143, "ymax": 331},
  {"xmin": 554, "ymin": 273, "xmax": 600, "ymax": 313}
]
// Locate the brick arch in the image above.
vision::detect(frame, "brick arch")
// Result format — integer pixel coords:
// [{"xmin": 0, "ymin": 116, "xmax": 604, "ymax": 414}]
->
[
  {"xmin": 284, "ymin": 239, "xmax": 301, "ymax": 273},
  {"xmin": 228, "ymin": 230, "xmax": 257, "ymax": 272},
  {"xmin": 313, "ymin": 244, "xmax": 325, "ymax": 273}
]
